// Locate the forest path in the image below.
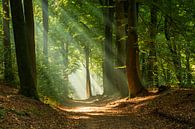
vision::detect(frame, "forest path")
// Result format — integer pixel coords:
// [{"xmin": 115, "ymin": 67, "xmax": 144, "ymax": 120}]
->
[
  {"xmin": 0, "ymin": 84, "xmax": 195, "ymax": 129},
  {"xmin": 57, "ymin": 90, "xmax": 195, "ymax": 129}
]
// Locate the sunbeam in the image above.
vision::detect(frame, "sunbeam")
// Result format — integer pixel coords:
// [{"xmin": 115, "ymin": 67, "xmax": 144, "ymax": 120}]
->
[
  {"xmin": 34, "ymin": 0, "xmax": 106, "ymax": 101},
  {"xmin": 1, "ymin": 0, "xmax": 195, "ymax": 128}
]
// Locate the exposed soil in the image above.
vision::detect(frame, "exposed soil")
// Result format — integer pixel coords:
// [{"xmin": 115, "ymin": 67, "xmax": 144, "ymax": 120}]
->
[{"xmin": 0, "ymin": 84, "xmax": 195, "ymax": 129}]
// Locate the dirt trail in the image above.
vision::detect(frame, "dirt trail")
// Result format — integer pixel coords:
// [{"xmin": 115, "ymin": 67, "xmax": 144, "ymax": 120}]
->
[
  {"xmin": 0, "ymin": 84, "xmax": 195, "ymax": 129},
  {"xmin": 58, "ymin": 91, "xmax": 195, "ymax": 129}
]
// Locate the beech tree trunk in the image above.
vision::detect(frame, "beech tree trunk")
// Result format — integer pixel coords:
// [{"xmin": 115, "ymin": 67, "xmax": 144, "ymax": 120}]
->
[
  {"xmin": 42, "ymin": 0, "xmax": 49, "ymax": 64},
  {"xmin": 185, "ymin": 45, "xmax": 192, "ymax": 87},
  {"xmin": 164, "ymin": 16, "xmax": 183, "ymax": 86},
  {"xmin": 103, "ymin": 0, "xmax": 116, "ymax": 95},
  {"xmin": 79, "ymin": 22, "xmax": 92, "ymax": 98},
  {"xmin": 2, "ymin": 0, "xmax": 14, "ymax": 82},
  {"xmin": 126, "ymin": 0, "xmax": 147, "ymax": 97},
  {"xmin": 115, "ymin": 0, "xmax": 128, "ymax": 97},
  {"xmin": 10, "ymin": 0, "xmax": 38, "ymax": 99},
  {"xmin": 85, "ymin": 46, "xmax": 92, "ymax": 98},
  {"xmin": 148, "ymin": 0, "xmax": 158, "ymax": 87}
]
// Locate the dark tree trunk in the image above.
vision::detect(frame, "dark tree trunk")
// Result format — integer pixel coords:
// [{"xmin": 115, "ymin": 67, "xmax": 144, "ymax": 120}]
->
[
  {"xmin": 164, "ymin": 16, "xmax": 183, "ymax": 86},
  {"xmin": 126, "ymin": 0, "xmax": 147, "ymax": 97},
  {"xmin": 140, "ymin": 52, "xmax": 148, "ymax": 85},
  {"xmin": 42, "ymin": 0, "xmax": 49, "ymax": 64},
  {"xmin": 135, "ymin": 3, "xmax": 142, "ymax": 84},
  {"xmin": 148, "ymin": 0, "xmax": 158, "ymax": 87},
  {"xmin": 185, "ymin": 43, "xmax": 192, "ymax": 87},
  {"xmin": 2, "ymin": 0, "xmax": 14, "ymax": 82},
  {"xmin": 23, "ymin": 0, "xmax": 36, "ymax": 74},
  {"xmin": 115, "ymin": 0, "xmax": 128, "ymax": 97},
  {"xmin": 10, "ymin": 0, "xmax": 38, "ymax": 99},
  {"xmin": 103, "ymin": 0, "xmax": 116, "ymax": 95}
]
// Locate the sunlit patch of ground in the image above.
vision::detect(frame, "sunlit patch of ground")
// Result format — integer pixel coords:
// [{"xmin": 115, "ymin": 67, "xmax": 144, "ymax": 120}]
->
[
  {"xmin": 57, "ymin": 89, "xmax": 195, "ymax": 129},
  {"xmin": 0, "ymin": 84, "xmax": 195, "ymax": 129},
  {"xmin": 59, "ymin": 94, "xmax": 158, "ymax": 116}
]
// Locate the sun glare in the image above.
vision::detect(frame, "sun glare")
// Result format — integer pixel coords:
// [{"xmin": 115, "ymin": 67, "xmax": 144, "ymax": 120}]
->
[{"xmin": 34, "ymin": 0, "xmax": 105, "ymax": 101}]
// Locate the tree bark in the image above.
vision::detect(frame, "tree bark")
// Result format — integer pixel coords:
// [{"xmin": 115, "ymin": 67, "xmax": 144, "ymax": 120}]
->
[
  {"xmin": 10, "ymin": 0, "xmax": 38, "ymax": 99},
  {"xmin": 79, "ymin": 22, "xmax": 92, "ymax": 98},
  {"xmin": 148, "ymin": 0, "xmax": 158, "ymax": 87},
  {"xmin": 115, "ymin": 0, "xmax": 128, "ymax": 97},
  {"xmin": 42, "ymin": 0, "xmax": 49, "ymax": 64},
  {"xmin": 85, "ymin": 46, "xmax": 92, "ymax": 98},
  {"xmin": 23, "ymin": 0, "xmax": 36, "ymax": 74},
  {"xmin": 103, "ymin": 0, "xmax": 116, "ymax": 95},
  {"xmin": 185, "ymin": 45, "xmax": 192, "ymax": 87},
  {"xmin": 140, "ymin": 52, "xmax": 148, "ymax": 85},
  {"xmin": 126, "ymin": 0, "xmax": 147, "ymax": 97},
  {"xmin": 164, "ymin": 16, "xmax": 183, "ymax": 86},
  {"xmin": 2, "ymin": 0, "xmax": 14, "ymax": 82}
]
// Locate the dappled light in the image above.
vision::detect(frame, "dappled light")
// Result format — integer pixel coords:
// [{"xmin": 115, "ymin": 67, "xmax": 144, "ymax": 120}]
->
[
  {"xmin": 0, "ymin": 0, "xmax": 195, "ymax": 128},
  {"xmin": 59, "ymin": 94, "xmax": 159, "ymax": 115},
  {"xmin": 33, "ymin": 0, "xmax": 107, "ymax": 101},
  {"xmin": 69, "ymin": 65, "xmax": 103, "ymax": 100}
]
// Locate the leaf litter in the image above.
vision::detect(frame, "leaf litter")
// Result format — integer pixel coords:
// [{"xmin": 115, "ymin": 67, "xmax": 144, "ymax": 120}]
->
[{"xmin": 0, "ymin": 84, "xmax": 194, "ymax": 129}]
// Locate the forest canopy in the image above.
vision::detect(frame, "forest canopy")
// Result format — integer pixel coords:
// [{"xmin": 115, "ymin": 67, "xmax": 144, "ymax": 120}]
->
[{"xmin": 0, "ymin": 0, "xmax": 195, "ymax": 102}]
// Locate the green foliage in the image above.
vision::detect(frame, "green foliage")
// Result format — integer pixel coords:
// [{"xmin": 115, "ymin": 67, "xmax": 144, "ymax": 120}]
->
[
  {"xmin": 0, "ymin": 44, "xmax": 3, "ymax": 80},
  {"xmin": 1, "ymin": 0, "xmax": 194, "ymax": 103},
  {"xmin": 37, "ymin": 59, "xmax": 70, "ymax": 103},
  {"xmin": 33, "ymin": 0, "xmax": 105, "ymax": 101},
  {"xmin": 137, "ymin": 0, "xmax": 195, "ymax": 87},
  {"xmin": 0, "ymin": 0, "xmax": 3, "ymax": 80},
  {"xmin": 0, "ymin": 107, "xmax": 6, "ymax": 119}
]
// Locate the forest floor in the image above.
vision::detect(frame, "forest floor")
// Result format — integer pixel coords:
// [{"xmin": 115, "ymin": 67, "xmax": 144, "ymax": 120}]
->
[{"xmin": 0, "ymin": 84, "xmax": 195, "ymax": 129}]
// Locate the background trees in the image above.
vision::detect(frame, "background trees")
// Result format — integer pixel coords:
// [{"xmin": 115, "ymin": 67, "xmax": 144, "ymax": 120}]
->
[
  {"xmin": 0, "ymin": 0, "xmax": 194, "ymax": 101},
  {"xmin": 2, "ymin": 0, "xmax": 14, "ymax": 83}
]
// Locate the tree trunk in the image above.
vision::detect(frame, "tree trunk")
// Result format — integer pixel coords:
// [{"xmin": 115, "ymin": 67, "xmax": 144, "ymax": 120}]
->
[
  {"xmin": 10, "ymin": 0, "xmax": 38, "ymax": 99},
  {"xmin": 148, "ymin": 0, "xmax": 158, "ymax": 87},
  {"xmin": 79, "ymin": 22, "xmax": 92, "ymax": 98},
  {"xmin": 42, "ymin": 0, "xmax": 49, "ymax": 64},
  {"xmin": 140, "ymin": 52, "xmax": 148, "ymax": 85},
  {"xmin": 164, "ymin": 16, "xmax": 183, "ymax": 86},
  {"xmin": 23, "ymin": 0, "xmax": 36, "ymax": 74},
  {"xmin": 103, "ymin": 0, "xmax": 116, "ymax": 95},
  {"xmin": 115, "ymin": 0, "xmax": 128, "ymax": 97},
  {"xmin": 185, "ymin": 43, "xmax": 192, "ymax": 87},
  {"xmin": 126, "ymin": 0, "xmax": 147, "ymax": 97},
  {"xmin": 85, "ymin": 46, "xmax": 92, "ymax": 98},
  {"xmin": 2, "ymin": 0, "xmax": 14, "ymax": 83}
]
